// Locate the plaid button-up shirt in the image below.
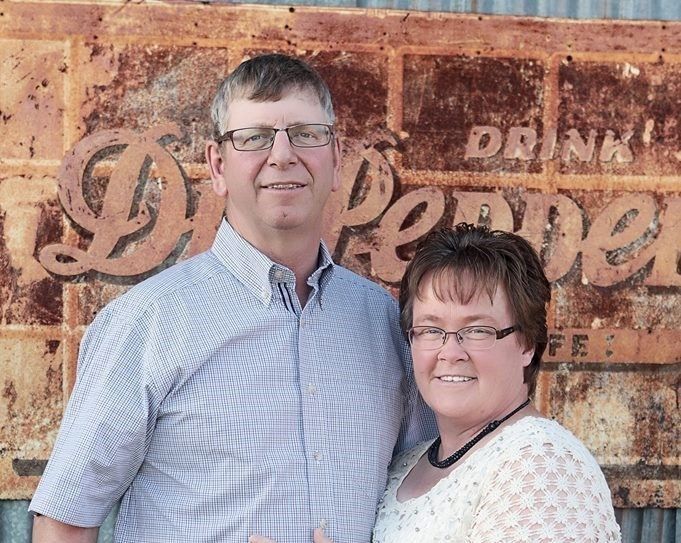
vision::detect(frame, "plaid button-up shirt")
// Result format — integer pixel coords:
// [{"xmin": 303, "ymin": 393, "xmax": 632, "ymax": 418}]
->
[{"xmin": 30, "ymin": 219, "xmax": 435, "ymax": 543}]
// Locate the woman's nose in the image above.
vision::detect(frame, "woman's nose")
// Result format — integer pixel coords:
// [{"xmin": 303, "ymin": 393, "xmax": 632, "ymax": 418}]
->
[{"xmin": 438, "ymin": 332, "xmax": 469, "ymax": 359}]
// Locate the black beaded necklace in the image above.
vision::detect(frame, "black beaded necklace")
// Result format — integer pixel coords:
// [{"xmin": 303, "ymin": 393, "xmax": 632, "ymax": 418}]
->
[{"xmin": 427, "ymin": 398, "xmax": 531, "ymax": 469}]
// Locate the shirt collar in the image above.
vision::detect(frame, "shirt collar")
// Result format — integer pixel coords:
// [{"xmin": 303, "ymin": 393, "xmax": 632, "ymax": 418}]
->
[
  {"xmin": 311, "ymin": 240, "xmax": 334, "ymax": 309},
  {"xmin": 210, "ymin": 219, "xmax": 334, "ymax": 306}
]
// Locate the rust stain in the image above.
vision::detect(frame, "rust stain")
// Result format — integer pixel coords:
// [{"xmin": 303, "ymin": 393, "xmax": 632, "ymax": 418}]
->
[
  {"xmin": 558, "ymin": 60, "xmax": 681, "ymax": 176},
  {"xmin": 309, "ymin": 51, "xmax": 389, "ymax": 138},
  {"xmin": 2, "ymin": 380, "xmax": 17, "ymax": 417},
  {"xmin": 0, "ymin": 177, "xmax": 63, "ymax": 325},
  {"xmin": 402, "ymin": 55, "xmax": 545, "ymax": 173},
  {"xmin": 80, "ymin": 43, "xmax": 228, "ymax": 163}
]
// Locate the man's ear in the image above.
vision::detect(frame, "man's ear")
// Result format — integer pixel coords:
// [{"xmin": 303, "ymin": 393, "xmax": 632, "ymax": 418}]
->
[
  {"xmin": 206, "ymin": 141, "xmax": 227, "ymax": 197},
  {"xmin": 522, "ymin": 347, "xmax": 535, "ymax": 368},
  {"xmin": 331, "ymin": 136, "xmax": 342, "ymax": 193}
]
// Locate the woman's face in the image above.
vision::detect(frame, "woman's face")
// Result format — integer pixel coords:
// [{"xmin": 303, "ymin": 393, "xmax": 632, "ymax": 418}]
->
[{"xmin": 410, "ymin": 277, "xmax": 533, "ymax": 432}]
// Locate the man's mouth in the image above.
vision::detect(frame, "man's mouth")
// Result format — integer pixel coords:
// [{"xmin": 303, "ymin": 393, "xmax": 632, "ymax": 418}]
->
[
  {"xmin": 264, "ymin": 183, "xmax": 305, "ymax": 190},
  {"xmin": 438, "ymin": 375, "xmax": 475, "ymax": 383}
]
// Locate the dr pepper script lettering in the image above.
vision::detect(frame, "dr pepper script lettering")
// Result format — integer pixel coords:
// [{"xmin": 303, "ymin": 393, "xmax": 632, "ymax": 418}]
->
[
  {"xmin": 38, "ymin": 124, "xmax": 223, "ymax": 276},
  {"xmin": 37, "ymin": 124, "xmax": 680, "ymax": 289}
]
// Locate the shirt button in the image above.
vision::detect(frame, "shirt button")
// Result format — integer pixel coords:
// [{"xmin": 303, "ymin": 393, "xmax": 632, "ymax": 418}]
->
[
  {"xmin": 313, "ymin": 451, "xmax": 322, "ymax": 461},
  {"xmin": 307, "ymin": 383, "xmax": 317, "ymax": 395},
  {"xmin": 274, "ymin": 270, "xmax": 284, "ymax": 280},
  {"xmin": 318, "ymin": 519, "xmax": 328, "ymax": 530}
]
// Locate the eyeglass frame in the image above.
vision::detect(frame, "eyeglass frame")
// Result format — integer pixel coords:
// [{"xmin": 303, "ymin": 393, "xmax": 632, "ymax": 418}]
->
[
  {"xmin": 214, "ymin": 123, "xmax": 335, "ymax": 151},
  {"xmin": 408, "ymin": 324, "xmax": 517, "ymax": 351}
]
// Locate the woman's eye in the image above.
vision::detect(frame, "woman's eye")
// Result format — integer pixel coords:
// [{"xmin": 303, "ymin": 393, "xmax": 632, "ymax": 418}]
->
[{"xmin": 467, "ymin": 327, "xmax": 493, "ymax": 337}]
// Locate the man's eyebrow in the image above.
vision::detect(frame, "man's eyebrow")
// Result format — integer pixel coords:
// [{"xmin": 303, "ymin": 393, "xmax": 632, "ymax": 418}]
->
[{"xmin": 246, "ymin": 120, "xmax": 315, "ymax": 126}]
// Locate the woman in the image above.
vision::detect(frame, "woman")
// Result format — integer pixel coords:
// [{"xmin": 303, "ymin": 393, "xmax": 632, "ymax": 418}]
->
[
  {"xmin": 371, "ymin": 223, "xmax": 621, "ymax": 542},
  {"xmin": 251, "ymin": 223, "xmax": 621, "ymax": 543}
]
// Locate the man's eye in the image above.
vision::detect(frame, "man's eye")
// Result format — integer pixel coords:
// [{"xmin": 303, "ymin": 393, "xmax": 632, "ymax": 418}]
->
[
  {"xmin": 245, "ymin": 133, "xmax": 267, "ymax": 143},
  {"xmin": 234, "ymin": 129, "xmax": 273, "ymax": 146},
  {"xmin": 293, "ymin": 130, "xmax": 318, "ymax": 140}
]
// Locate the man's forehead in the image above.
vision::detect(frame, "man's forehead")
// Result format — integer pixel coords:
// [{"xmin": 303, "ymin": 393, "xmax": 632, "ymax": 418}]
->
[{"xmin": 223, "ymin": 88, "xmax": 325, "ymax": 127}]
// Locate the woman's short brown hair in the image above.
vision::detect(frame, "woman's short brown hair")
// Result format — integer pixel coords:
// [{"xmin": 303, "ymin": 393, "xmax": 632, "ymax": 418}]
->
[{"xmin": 399, "ymin": 223, "xmax": 551, "ymax": 397}]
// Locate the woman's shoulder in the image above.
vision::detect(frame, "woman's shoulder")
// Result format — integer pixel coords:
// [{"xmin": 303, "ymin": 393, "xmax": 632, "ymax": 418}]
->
[
  {"xmin": 388, "ymin": 440, "xmax": 432, "ymax": 476},
  {"xmin": 492, "ymin": 416, "xmax": 611, "ymax": 486},
  {"xmin": 501, "ymin": 416, "xmax": 598, "ymax": 459},
  {"xmin": 473, "ymin": 417, "xmax": 622, "ymax": 542}
]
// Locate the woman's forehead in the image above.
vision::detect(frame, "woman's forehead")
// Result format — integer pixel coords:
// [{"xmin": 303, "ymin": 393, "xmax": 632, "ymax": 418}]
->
[{"xmin": 416, "ymin": 270, "xmax": 503, "ymax": 307}]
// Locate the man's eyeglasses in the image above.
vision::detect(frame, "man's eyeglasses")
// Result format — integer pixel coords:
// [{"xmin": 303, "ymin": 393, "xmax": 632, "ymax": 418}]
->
[
  {"xmin": 215, "ymin": 123, "xmax": 334, "ymax": 152},
  {"xmin": 408, "ymin": 325, "xmax": 517, "ymax": 351}
]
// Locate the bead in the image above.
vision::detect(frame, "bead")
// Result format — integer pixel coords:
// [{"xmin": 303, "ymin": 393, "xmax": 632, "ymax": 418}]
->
[{"xmin": 427, "ymin": 399, "xmax": 529, "ymax": 469}]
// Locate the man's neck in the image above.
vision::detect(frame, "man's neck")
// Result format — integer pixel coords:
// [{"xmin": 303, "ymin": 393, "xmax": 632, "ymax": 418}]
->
[{"xmin": 231, "ymin": 222, "xmax": 322, "ymax": 305}]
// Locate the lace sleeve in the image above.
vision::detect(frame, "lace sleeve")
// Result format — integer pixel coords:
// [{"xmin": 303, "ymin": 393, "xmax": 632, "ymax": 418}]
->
[{"xmin": 466, "ymin": 438, "xmax": 621, "ymax": 543}]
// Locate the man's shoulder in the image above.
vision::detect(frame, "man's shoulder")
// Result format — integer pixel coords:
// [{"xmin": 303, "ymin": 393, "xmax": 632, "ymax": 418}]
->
[
  {"xmin": 100, "ymin": 250, "xmax": 229, "ymax": 321},
  {"xmin": 330, "ymin": 265, "xmax": 397, "ymax": 304}
]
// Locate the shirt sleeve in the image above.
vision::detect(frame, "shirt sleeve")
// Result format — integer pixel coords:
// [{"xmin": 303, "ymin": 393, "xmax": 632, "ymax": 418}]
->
[
  {"xmin": 29, "ymin": 303, "xmax": 161, "ymax": 527},
  {"xmin": 466, "ymin": 435, "xmax": 622, "ymax": 543}
]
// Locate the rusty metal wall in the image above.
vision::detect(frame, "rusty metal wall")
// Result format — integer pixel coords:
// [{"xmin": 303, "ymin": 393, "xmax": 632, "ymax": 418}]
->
[{"xmin": 1, "ymin": 1, "xmax": 680, "ymax": 542}]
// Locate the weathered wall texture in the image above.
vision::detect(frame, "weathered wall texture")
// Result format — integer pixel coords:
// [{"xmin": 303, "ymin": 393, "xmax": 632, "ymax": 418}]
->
[{"xmin": 0, "ymin": 0, "xmax": 679, "ymax": 508}]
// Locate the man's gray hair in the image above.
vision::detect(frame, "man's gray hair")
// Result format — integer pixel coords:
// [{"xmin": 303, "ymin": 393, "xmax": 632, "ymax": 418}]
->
[{"xmin": 210, "ymin": 54, "xmax": 335, "ymax": 137}]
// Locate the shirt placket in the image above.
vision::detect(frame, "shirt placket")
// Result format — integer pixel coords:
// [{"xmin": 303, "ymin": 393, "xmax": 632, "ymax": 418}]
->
[{"xmin": 297, "ymin": 288, "xmax": 334, "ymax": 535}]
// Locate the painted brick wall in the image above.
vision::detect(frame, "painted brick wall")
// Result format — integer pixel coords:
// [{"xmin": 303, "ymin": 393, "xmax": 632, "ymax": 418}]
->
[{"xmin": 0, "ymin": 1, "xmax": 679, "ymax": 508}]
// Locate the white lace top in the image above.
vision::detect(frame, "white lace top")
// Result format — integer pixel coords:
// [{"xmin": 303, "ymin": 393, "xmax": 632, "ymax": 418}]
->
[{"xmin": 372, "ymin": 417, "xmax": 621, "ymax": 543}]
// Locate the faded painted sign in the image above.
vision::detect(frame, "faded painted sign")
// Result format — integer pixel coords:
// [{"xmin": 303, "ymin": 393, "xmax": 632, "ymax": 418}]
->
[
  {"xmin": 0, "ymin": 1, "xmax": 679, "ymax": 508},
  {"xmin": 36, "ymin": 128, "xmax": 681, "ymax": 290}
]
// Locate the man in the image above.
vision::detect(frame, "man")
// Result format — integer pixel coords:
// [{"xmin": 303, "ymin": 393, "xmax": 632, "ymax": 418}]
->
[{"xmin": 30, "ymin": 54, "xmax": 435, "ymax": 543}]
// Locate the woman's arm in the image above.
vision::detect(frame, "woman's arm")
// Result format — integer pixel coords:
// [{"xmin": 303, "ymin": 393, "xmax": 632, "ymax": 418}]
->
[{"xmin": 466, "ymin": 442, "xmax": 621, "ymax": 543}]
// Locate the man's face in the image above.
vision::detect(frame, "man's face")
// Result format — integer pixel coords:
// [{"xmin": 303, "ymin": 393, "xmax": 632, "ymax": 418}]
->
[{"xmin": 207, "ymin": 88, "xmax": 341, "ymax": 246}]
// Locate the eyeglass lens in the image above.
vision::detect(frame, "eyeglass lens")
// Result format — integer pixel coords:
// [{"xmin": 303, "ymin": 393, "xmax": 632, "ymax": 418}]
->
[
  {"xmin": 229, "ymin": 124, "xmax": 331, "ymax": 151},
  {"xmin": 409, "ymin": 326, "xmax": 498, "ymax": 350}
]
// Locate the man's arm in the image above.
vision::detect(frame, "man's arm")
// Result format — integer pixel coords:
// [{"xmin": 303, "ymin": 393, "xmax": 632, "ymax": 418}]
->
[
  {"xmin": 394, "ymin": 336, "xmax": 437, "ymax": 453},
  {"xmin": 32, "ymin": 514, "xmax": 99, "ymax": 543}
]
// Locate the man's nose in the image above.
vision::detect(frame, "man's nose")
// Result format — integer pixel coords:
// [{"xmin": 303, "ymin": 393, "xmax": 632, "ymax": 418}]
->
[{"xmin": 268, "ymin": 130, "xmax": 298, "ymax": 167}]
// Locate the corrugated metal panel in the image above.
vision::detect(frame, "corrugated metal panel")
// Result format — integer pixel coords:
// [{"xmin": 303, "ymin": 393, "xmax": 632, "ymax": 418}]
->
[
  {"xmin": 204, "ymin": 0, "xmax": 681, "ymax": 20},
  {"xmin": 0, "ymin": 502, "xmax": 678, "ymax": 542},
  {"xmin": 0, "ymin": 500, "xmax": 118, "ymax": 543},
  {"xmin": 0, "ymin": 501, "xmax": 31, "ymax": 543},
  {"xmin": 615, "ymin": 507, "xmax": 680, "ymax": 542}
]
